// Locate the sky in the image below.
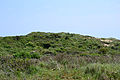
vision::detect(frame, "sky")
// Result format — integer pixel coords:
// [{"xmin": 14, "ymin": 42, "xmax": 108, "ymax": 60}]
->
[{"xmin": 0, "ymin": 0, "xmax": 120, "ymax": 39}]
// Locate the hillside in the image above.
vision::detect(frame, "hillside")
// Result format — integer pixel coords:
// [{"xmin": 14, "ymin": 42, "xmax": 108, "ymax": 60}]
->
[
  {"xmin": 0, "ymin": 32, "xmax": 120, "ymax": 80},
  {"xmin": 0, "ymin": 32, "xmax": 120, "ymax": 56}
]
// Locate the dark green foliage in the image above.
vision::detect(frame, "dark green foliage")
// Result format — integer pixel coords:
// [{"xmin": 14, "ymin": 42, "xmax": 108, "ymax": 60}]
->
[
  {"xmin": 98, "ymin": 48, "xmax": 108, "ymax": 54},
  {"xmin": 0, "ymin": 32, "xmax": 120, "ymax": 80},
  {"xmin": 13, "ymin": 51, "xmax": 40, "ymax": 59},
  {"xmin": 26, "ymin": 65, "xmax": 38, "ymax": 74},
  {"xmin": 0, "ymin": 32, "xmax": 120, "ymax": 56},
  {"xmin": 42, "ymin": 43, "xmax": 51, "ymax": 49}
]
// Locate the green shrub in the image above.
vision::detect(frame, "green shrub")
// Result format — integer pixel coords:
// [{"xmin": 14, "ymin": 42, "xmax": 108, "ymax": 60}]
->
[
  {"xmin": 13, "ymin": 51, "xmax": 40, "ymax": 59},
  {"xmin": 26, "ymin": 42, "xmax": 35, "ymax": 47},
  {"xmin": 31, "ymin": 52, "xmax": 41, "ymax": 59},
  {"xmin": 42, "ymin": 48, "xmax": 57, "ymax": 55},
  {"xmin": 26, "ymin": 65, "xmax": 39, "ymax": 74},
  {"xmin": 13, "ymin": 51, "xmax": 31, "ymax": 58},
  {"xmin": 98, "ymin": 48, "xmax": 108, "ymax": 54}
]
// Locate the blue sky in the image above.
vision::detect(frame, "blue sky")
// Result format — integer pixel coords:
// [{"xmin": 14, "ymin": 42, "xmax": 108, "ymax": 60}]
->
[{"xmin": 0, "ymin": 0, "xmax": 120, "ymax": 39}]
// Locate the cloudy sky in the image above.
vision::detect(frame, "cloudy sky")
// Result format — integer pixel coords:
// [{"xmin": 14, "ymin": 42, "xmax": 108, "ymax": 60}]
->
[{"xmin": 0, "ymin": 0, "xmax": 120, "ymax": 39}]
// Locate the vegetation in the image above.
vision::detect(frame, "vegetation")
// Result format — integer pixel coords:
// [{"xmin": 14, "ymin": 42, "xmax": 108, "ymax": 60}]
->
[{"xmin": 0, "ymin": 32, "xmax": 120, "ymax": 80}]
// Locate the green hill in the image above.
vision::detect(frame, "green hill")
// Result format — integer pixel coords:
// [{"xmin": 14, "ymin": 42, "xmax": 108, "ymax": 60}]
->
[
  {"xmin": 0, "ymin": 32, "xmax": 120, "ymax": 56},
  {"xmin": 0, "ymin": 32, "xmax": 120, "ymax": 80}
]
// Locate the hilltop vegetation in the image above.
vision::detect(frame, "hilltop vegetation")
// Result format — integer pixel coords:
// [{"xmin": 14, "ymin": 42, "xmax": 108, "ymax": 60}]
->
[
  {"xmin": 0, "ymin": 32, "xmax": 120, "ymax": 56},
  {"xmin": 0, "ymin": 32, "xmax": 120, "ymax": 80}
]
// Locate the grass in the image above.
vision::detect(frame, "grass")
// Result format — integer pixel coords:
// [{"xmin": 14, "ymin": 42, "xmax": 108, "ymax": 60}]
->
[{"xmin": 0, "ymin": 54, "xmax": 120, "ymax": 80}]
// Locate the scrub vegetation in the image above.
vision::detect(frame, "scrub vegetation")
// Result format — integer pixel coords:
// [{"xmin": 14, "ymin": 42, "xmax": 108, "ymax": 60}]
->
[{"xmin": 0, "ymin": 32, "xmax": 120, "ymax": 80}]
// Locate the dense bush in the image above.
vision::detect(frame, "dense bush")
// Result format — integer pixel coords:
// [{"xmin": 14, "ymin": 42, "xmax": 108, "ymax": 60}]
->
[
  {"xmin": 0, "ymin": 32, "xmax": 120, "ymax": 56},
  {"xmin": 0, "ymin": 32, "xmax": 120, "ymax": 80},
  {"xmin": 13, "ymin": 51, "xmax": 41, "ymax": 59},
  {"xmin": 98, "ymin": 48, "xmax": 108, "ymax": 54}
]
